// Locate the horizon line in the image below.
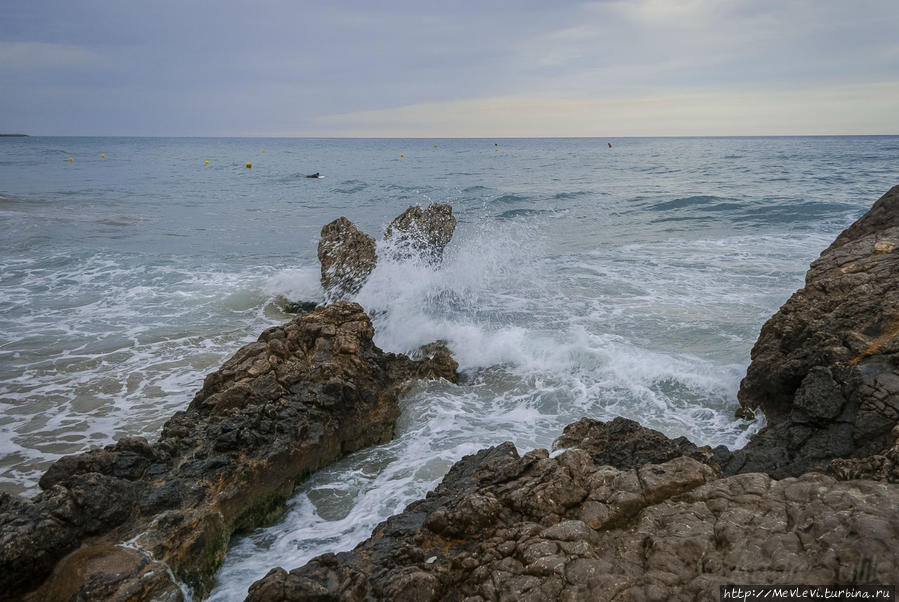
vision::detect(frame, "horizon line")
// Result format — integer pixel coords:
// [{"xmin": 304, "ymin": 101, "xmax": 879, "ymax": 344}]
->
[{"xmin": 5, "ymin": 133, "xmax": 899, "ymax": 139}]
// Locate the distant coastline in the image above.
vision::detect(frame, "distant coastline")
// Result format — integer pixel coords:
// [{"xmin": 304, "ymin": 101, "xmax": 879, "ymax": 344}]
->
[{"xmin": 0, "ymin": 134, "xmax": 28, "ymax": 137}]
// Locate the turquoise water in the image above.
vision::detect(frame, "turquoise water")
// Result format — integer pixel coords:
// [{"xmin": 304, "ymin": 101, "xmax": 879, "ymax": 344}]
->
[{"xmin": 1, "ymin": 136, "xmax": 897, "ymax": 598}]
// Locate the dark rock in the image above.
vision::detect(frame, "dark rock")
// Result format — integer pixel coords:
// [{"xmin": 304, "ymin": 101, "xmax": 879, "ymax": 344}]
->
[
  {"xmin": 317, "ymin": 205, "xmax": 457, "ymax": 300},
  {"xmin": 247, "ymin": 440, "xmax": 899, "ymax": 601},
  {"xmin": 318, "ymin": 217, "xmax": 377, "ymax": 299},
  {"xmin": 0, "ymin": 302, "xmax": 457, "ymax": 600},
  {"xmin": 383, "ymin": 203, "xmax": 457, "ymax": 263},
  {"xmin": 553, "ymin": 417, "xmax": 720, "ymax": 471},
  {"xmin": 283, "ymin": 300, "xmax": 319, "ymax": 314},
  {"xmin": 733, "ymin": 185, "xmax": 899, "ymax": 478}
]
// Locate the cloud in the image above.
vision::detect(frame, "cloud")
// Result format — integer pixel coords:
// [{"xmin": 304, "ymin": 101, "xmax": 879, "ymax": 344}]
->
[
  {"xmin": 308, "ymin": 81, "xmax": 899, "ymax": 137},
  {"xmin": 0, "ymin": 41, "xmax": 102, "ymax": 71}
]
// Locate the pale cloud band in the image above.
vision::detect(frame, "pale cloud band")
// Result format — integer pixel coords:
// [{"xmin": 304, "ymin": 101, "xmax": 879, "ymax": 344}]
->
[{"xmin": 311, "ymin": 82, "xmax": 899, "ymax": 138}]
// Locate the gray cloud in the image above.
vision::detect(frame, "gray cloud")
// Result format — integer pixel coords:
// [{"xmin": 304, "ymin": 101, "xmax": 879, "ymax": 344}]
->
[{"xmin": 1, "ymin": 0, "xmax": 896, "ymax": 135}]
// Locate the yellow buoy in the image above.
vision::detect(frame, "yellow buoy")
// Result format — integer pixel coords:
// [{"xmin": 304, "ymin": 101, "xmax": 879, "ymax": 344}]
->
[
  {"xmin": 68, "ymin": 157, "xmax": 73, "ymax": 162},
  {"xmin": 434, "ymin": 144, "xmax": 438, "ymax": 148},
  {"xmin": 400, "ymin": 154, "xmax": 404, "ymax": 158},
  {"xmin": 205, "ymin": 160, "xmax": 210, "ymax": 165},
  {"xmin": 246, "ymin": 162, "xmax": 252, "ymax": 168},
  {"xmin": 100, "ymin": 154, "xmax": 105, "ymax": 158},
  {"xmin": 262, "ymin": 149, "xmax": 266, "ymax": 153}
]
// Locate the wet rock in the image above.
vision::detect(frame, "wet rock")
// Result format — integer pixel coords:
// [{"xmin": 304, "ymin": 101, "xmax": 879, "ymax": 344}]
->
[
  {"xmin": 317, "ymin": 205, "xmax": 457, "ymax": 300},
  {"xmin": 0, "ymin": 302, "xmax": 457, "ymax": 600},
  {"xmin": 282, "ymin": 300, "xmax": 318, "ymax": 314},
  {"xmin": 384, "ymin": 203, "xmax": 457, "ymax": 263},
  {"xmin": 318, "ymin": 217, "xmax": 377, "ymax": 299},
  {"xmin": 554, "ymin": 417, "xmax": 720, "ymax": 471},
  {"xmin": 732, "ymin": 185, "xmax": 899, "ymax": 478},
  {"xmin": 247, "ymin": 439, "xmax": 899, "ymax": 601}
]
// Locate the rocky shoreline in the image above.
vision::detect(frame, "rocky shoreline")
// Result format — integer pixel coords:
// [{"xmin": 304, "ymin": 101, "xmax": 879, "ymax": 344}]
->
[
  {"xmin": 247, "ymin": 187, "xmax": 899, "ymax": 601},
  {"xmin": 2, "ymin": 190, "xmax": 898, "ymax": 600}
]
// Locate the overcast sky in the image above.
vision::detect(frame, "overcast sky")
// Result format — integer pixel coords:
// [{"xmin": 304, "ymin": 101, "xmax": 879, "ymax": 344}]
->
[{"xmin": 2, "ymin": 0, "xmax": 898, "ymax": 136}]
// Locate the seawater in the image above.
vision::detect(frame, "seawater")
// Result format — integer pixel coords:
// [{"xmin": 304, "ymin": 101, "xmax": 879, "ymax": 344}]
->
[{"xmin": 0, "ymin": 136, "xmax": 896, "ymax": 598}]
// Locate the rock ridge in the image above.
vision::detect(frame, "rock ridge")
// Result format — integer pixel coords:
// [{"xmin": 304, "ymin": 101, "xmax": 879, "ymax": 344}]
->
[{"xmin": 0, "ymin": 302, "xmax": 457, "ymax": 601}]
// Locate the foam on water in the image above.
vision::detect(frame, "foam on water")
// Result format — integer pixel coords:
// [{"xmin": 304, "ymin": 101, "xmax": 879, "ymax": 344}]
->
[{"xmin": 0, "ymin": 252, "xmax": 288, "ymax": 493}]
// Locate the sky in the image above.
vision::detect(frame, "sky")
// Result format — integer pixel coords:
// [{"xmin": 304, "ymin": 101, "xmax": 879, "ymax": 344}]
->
[{"xmin": 1, "ymin": 0, "xmax": 898, "ymax": 137}]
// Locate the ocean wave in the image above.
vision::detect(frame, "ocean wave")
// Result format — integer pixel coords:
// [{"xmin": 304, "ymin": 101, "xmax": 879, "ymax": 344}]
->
[{"xmin": 649, "ymin": 195, "xmax": 737, "ymax": 211}]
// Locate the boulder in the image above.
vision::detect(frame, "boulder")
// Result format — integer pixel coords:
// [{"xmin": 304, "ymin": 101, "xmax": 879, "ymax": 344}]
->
[
  {"xmin": 317, "ymin": 217, "xmax": 377, "ymax": 299},
  {"xmin": 554, "ymin": 417, "xmax": 720, "ymax": 471},
  {"xmin": 0, "ymin": 302, "xmax": 457, "ymax": 601},
  {"xmin": 729, "ymin": 185, "xmax": 899, "ymax": 478},
  {"xmin": 384, "ymin": 203, "xmax": 457, "ymax": 263},
  {"xmin": 317, "ymin": 205, "xmax": 457, "ymax": 299}
]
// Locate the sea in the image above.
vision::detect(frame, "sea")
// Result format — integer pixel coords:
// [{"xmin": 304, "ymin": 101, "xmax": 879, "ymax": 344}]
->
[{"xmin": 1, "ymin": 136, "xmax": 896, "ymax": 599}]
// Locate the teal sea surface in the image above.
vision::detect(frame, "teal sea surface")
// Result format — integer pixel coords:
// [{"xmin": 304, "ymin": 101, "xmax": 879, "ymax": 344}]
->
[{"xmin": 1, "ymin": 135, "xmax": 897, "ymax": 598}]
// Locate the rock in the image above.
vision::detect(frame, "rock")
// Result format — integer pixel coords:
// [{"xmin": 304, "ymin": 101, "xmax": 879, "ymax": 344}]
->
[
  {"xmin": 553, "ymin": 417, "xmax": 720, "ymax": 471},
  {"xmin": 282, "ymin": 300, "xmax": 318, "ymax": 314},
  {"xmin": 384, "ymin": 203, "xmax": 456, "ymax": 263},
  {"xmin": 318, "ymin": 217, "xmax": 377, "ymax": 299},
  {"xmin": 317, "ymin": 205, "xmax": 457, "ymax": 299},
  {"xmin": 731, "ymin": 185, "xmax": 899, "ymax": 478},
  {"xmin": 247, "ymin": 439, "xmax": 899, "ymax": 601},
  {"xmin": 0, "ymin": 302, "xmax": 457, "ymax": 600}
]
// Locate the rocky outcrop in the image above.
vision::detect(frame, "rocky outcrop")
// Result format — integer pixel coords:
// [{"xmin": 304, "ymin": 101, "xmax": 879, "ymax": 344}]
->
[
  {"xmin": 247, "ymin": 439, "xmax": 899, "ymax": 602},
  {"xmin": 0, "ymin": 302, "xmax": 457, "ymax": 601},
  {"xmin": 727, "ymin": 185, "xmax": 899, "ymax": 478},
  {"xmin": 383, "ymin": 203, "xmax": 457, "ymax": 263},
  {"xmin": 318, "ymin": 204, "xmax": 457, "ymax": 299},
  {"xmin": 554, "ymin": 417, "xmax": 720, "ymax": 471},
  {"xmin": 246, "ymin": 187, "xmax": 899, "ymax": 601},
  {"xmin": 318, "ymin": 217, "xmax": 378, "ymax": 299}
]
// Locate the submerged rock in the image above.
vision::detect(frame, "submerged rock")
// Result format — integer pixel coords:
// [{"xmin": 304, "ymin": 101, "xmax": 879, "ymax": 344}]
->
[
  {"xmin": 0, "ymin": 302, "xmax": 457, "ymax": 601},
  {"xmin": 282, "ymin": 300, "xmax": 318, "ymax": 314},
  {"xmin": 318, "ymin": 217, "xmax": 377, "ymax": 299},
  {"xmin": 730, "ymin": 184, "xmax": 899, "ymax": 478}
]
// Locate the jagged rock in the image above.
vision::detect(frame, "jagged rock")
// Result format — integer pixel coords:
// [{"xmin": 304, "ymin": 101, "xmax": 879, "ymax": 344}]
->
[
  {"xmin": 830, "ymin": 423, "xmax": 899, "ymax": 482},
  {"xmin": 0, "ymin": 302, "xmax": 457, "ymax": 601},
  {"xmin": 554, "ymin": 417, "xmax": 720, "ymax": 471},
  {"xmin": 283, "ymin": 300, "xmax": 318, "ymax": 314},
  {"xmin": 730, "ymin": 185, "xmax": 899, "ymax": 478},
  {"xmin": 247, "ymin": 440, "xmax": 899, "ymax": 602},
  {"xmin": 318, "ymin": 217, "xmax": 377, "ymax": 299},
  {"xmin": 318, "ymin": 205, "xmax": 457, "ymax": 301},
  {"xmin": 383, "ymin": 203, "xmax": 456, "ymax": 263}
]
